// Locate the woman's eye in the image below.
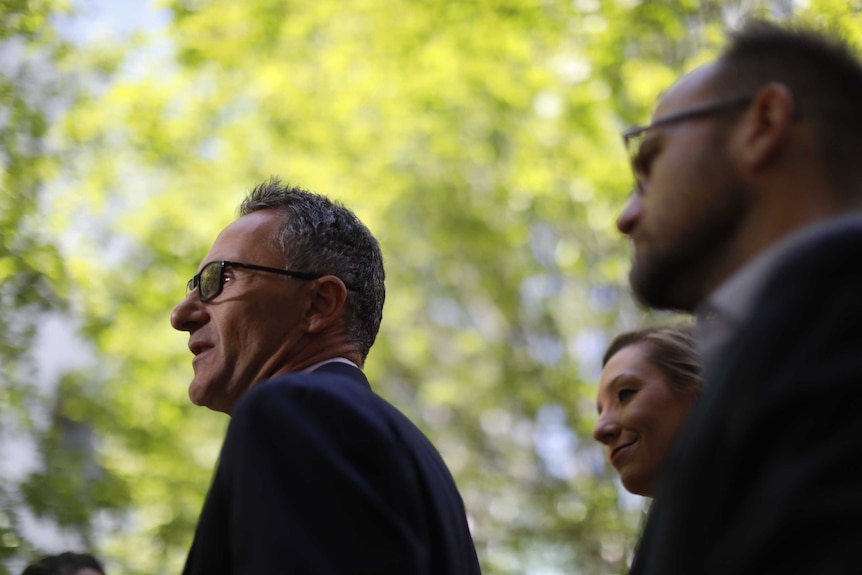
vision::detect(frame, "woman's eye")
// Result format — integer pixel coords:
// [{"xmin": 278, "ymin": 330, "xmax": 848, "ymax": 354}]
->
[{"xmin": 618, "ymin": 389, "xmax": 636, "ymax": 403}]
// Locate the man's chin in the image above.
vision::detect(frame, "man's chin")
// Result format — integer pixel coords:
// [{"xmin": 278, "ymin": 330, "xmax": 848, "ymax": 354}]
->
[
  {"xmin": 188, "ymin": 380, "xmax": 210, "ymax": 407},
  {"xmin": 629, "ymin": 264, "xmax": 691, "ymax": 312}
]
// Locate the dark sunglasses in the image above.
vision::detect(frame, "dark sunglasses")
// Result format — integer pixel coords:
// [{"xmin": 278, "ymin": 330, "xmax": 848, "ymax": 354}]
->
[{"xmin": 186, "ymin": 260, "xmax": 322, "ymax": 302}]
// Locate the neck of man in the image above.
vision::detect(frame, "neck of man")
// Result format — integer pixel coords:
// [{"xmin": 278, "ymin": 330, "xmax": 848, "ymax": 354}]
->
[
  {"xmin": 695, "ymin": 178, "xmax": 850, "ymax": 308},
  {"xmin": 271, "ymin": 340, "xmax": 365, "ymax": 377}
]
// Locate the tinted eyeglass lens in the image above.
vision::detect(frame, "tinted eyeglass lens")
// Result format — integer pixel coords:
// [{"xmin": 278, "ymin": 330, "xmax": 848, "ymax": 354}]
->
[
  {"xmin": 627, "ymin": 132, "xmax": 643, "ymax": 164},
  {"xmin": 199, "ymin": 262, "xmax": 223, "ymax": 301},
  {"xmin": 626, "ymin": 130, "xmax": 647, "ymax": 187}
]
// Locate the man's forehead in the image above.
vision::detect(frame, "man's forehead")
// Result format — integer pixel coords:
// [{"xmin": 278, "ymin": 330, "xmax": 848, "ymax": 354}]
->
[
  {"xmin": 653, "ymin": 61, "xmax": 721, "ymax": 119},
  {"xmin": 199, "ymin": 211, "xmax": 281, "ymax": 269}
]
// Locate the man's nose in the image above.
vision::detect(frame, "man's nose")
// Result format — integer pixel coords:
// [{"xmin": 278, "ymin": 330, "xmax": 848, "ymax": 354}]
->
[
  {"xmin": 616, "ymin": 190, "xmax": 643, "ymax": 235},
  {"xmin": 170, "ymin": 292, "xmax": 207, "ymax": 332}
]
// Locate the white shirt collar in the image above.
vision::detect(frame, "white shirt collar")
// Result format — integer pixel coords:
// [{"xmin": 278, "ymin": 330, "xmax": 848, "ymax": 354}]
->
[{"xmin": 302, "ymin": 357, "xmax": 359, "ymax": 373}]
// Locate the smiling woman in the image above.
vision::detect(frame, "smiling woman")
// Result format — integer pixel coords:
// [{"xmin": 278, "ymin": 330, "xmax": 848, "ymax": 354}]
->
[{"xmin": 593, "ymin": 325, "xmax": 701, "ymax": 497}]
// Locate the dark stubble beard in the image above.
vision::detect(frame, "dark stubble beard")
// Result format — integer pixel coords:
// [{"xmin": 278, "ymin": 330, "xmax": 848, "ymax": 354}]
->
[{"xmin": 628, "ymin": 155, "xmax": 751, "ymax": 312}]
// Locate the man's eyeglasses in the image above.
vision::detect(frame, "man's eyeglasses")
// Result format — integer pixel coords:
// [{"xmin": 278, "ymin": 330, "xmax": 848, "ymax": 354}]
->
[
  {"xmin": 622, "ymin": 95, "xmax": 753, "ymax": 192},
  {"xmin": 186, "ymin": 261, "xmax": 322, "ymax": 302}
]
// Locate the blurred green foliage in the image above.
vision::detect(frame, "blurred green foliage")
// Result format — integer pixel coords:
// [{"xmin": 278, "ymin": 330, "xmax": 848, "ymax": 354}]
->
[
  {"xmin": 1, "ymin": 0, "xmax": 73, "ymax": 572},
  {"xmin": 2, "ymin": 0, "xmax": 861, "ymax": 573}
]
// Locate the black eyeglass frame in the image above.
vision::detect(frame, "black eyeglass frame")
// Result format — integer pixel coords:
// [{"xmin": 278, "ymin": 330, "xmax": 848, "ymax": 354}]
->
[
  {"xmin": 186, "ymin": 260, "xmax": 324, "ymax": 303},
  {"xmin": 622, "ymin": 95, "xmax": 755, "ymax": 192}
]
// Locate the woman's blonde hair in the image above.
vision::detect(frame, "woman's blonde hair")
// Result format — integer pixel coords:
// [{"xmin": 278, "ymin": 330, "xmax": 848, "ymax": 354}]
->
[{"xmin": 602, "ymin": 325, "xmax": 702, "ymax": 394}]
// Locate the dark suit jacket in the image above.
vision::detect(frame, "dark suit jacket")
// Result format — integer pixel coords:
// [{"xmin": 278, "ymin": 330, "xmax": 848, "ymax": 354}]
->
[
  {"xmin": 630, "ymin": 220, "xmax": 862, "ymax": 575},
  {"xmin": 183, "ymin": 362, "xmax": 481, "ymax": 574}
]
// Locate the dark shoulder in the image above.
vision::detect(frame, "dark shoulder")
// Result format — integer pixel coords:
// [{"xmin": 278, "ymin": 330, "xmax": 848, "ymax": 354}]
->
[
  {"xmin": 772, "ymin": 218, "xmax": 862, "ymax": 281},
  {"xmin": 234, "ymin": 370, "xmax": 372, "ymax": 415},
  {"xmin": 231, "ymin": 370, "xmax": 421, "ymax": 443},
  {"xmin": 224, "ymin": 371, "xmax": 457, "ymax": 493}
]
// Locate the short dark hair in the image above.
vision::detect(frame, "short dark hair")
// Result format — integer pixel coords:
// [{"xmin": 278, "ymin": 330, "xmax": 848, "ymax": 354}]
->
[
  {"xmin": 21, "ymin": 552, "xmax": 105, "ymax": 575},
  {"xmin": 239, "ymin": 178, "xmax": 386, "ymax": 360},
  {"xmin": 714, "ymin": 19, "xmax": 862, "ymax": 197},
  {"xmin": 602, "ymin": 324, "xmax": 701, "ymax": 395}
]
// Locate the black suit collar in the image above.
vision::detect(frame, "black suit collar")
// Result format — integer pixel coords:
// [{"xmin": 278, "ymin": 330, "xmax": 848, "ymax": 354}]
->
[{"xmin": 310, "ymin": 361, "xmax": 372, "ymax": 390}]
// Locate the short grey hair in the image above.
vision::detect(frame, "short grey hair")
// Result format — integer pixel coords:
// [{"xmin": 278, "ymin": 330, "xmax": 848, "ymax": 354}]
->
[{"xmin": 239, "ymin": 178, "xmax": 385, "ymax": 360}]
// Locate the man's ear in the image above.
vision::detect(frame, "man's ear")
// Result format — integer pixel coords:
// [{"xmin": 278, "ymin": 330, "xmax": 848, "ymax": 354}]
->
[
  {"xmin": 732, "ymin": 82, "xmax": 796, "ymax": 170},
  {"xmin": 305, "ymin": 275, "xmax": 348, "ymax": 333}
]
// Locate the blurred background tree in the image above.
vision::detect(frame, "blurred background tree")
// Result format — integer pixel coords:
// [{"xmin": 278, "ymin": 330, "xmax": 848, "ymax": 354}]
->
[
  {"xmin": 2, "ymin": 0, "xmax": 861, "ymax": 573},
  {"xmin": 1, "ymin": 0, "xmax": 82, "ymax": 572}
]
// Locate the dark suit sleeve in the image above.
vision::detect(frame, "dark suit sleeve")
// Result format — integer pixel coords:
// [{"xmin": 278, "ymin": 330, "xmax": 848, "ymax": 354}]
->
[
  {"xmin": 634, "ymin": 248, "xmax": 862, "ymax": 575},
  {"xmin": 217, "ymin": 378, "xmax": 432, "ymax": 575},
  {"xmin": 704, "ymin": 292, "xmax": 862, "ymax": 574}
]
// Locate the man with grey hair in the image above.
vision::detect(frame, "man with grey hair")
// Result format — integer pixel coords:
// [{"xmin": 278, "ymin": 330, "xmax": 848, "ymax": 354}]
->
[
  {"xmin": 171, "ymin": 178, "xmax": 480, "ymax": 574},
  {"xmin": 615, "ymin": 20, "xmax": 862, "ymax": 575}
]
